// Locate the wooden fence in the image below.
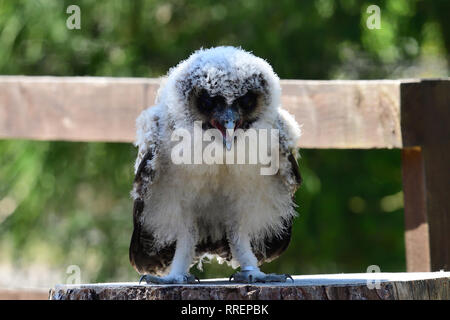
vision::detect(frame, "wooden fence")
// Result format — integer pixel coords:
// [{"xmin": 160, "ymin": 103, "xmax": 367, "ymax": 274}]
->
[{"xmin": 0, "ymin": 76, "xmax": 448, "ymax": 272}]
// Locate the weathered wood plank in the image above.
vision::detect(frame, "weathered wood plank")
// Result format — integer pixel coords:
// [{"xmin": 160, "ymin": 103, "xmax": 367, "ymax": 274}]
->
[
  {"xmin": 0, "ymin": 288, "xmax": 48, "ymax": 300},
  {"xmin": 0, "ymin": 76, "xmax": 159, "ymax": 143},
  {"xmin": 401, "ymin": 80, "xmax": 450, "ymax": 272},
  {"xmin": 281, "ymin": 80, "xmax": 403, "ymax": 148},
  {"xmin": 402, "ymin": 147, "xmax": 431, "ymax": 272},
  {"xmin": 49, "ymin": 272, "xmax": 450, "ymax": 300},
  {"xmin": 0, "ymin": 76, "xmax": 408, "ymax": 148}
]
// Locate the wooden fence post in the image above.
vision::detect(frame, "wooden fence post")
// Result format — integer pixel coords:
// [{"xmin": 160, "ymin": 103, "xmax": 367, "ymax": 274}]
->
[
  {"xmin": 402, "ymin": 147, "xmax": 430, "ymax": 271},
  {"xmin": 401, "ymin": 80, "xmax": 450, "ymax": 271}
]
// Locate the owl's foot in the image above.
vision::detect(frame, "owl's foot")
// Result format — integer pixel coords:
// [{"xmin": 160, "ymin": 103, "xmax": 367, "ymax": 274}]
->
[
  {"xmin": 229, "ymin": 268, "xmax": 293, "ymax": 284},
  {"xmin": 139, "ymin": 273, "xmax": 200, "ymax": 284}
]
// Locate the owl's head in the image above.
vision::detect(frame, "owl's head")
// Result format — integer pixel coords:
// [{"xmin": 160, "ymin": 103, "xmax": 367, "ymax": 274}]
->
[{"xmin": 159, "ymin": 46, "xmax": 281, "ymax": 149}]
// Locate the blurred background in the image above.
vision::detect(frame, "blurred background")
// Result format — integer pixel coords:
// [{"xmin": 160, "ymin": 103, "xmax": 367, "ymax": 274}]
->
[{"xmin": 0, "ymin": 0, "xmax": 449, "ymax": 292}]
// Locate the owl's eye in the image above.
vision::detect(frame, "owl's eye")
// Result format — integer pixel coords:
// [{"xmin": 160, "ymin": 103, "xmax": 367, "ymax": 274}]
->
[
  {"xmin": 198, "ymin": 90, "xmax": 214, "ymax": 109},
  {"xmin": 237, "ymin": 92, "xmax": 257, "ymax": 111}
]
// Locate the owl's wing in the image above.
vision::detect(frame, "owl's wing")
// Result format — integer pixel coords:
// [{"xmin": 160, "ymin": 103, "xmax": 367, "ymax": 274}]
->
[
  {"xmin": 129, "ymin": 106, "xmax": 175, "ymax": 275},
  {"xmin": 288, "ymin": 151, "xmax": 302, "ymax": 187},
  {"xmin": 257, "ymin": 109, "xmax": 302, "ymax": 264},
  {"xmin": 277, "ymin": 108, "xmax": 303, "ymax": 194}
]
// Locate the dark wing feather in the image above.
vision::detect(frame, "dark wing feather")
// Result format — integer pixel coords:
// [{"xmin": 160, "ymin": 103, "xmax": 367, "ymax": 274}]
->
[
  {"xmin": 288, "ymin": 151, "xmax": 302, "ymax": 185},
  {"xmin": 129, "ymin": 149, "xmax": 175, "ymax": 275},
  {"xmin": 256, "ymin": 217, "xmax": 294, "ymax": 263}
]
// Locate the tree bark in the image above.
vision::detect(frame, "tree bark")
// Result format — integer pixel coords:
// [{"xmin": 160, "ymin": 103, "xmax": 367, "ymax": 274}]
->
[{"xmin": 49, "ymin": 272, "xmax": 450, "ymax": 300}]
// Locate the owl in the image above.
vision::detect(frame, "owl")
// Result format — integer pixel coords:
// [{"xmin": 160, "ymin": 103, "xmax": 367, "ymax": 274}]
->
[{"xmin": 130, "ymin": 46, "xmax": 302, "ymax": 284}]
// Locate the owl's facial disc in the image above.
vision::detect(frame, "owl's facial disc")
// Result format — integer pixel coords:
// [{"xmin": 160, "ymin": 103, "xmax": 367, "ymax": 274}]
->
[{"xmin": 196, "ymin": 90, "xmax": 258, "ymax": 150}]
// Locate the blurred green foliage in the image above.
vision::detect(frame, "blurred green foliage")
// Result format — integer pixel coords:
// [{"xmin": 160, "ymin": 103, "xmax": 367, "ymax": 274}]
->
[{"xmin": 0, "ymin": 0, "xmax": 448, "ymax": 285}]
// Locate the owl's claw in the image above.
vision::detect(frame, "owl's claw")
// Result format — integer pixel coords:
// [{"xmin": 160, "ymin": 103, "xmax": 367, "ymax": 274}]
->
[
  {"xmin": 139, "ymin": 273, "xmax": 199, "ymax": 284},
  {"xmin": 285, "ymin": 274, "xmax": 294, "ymax": 282}
]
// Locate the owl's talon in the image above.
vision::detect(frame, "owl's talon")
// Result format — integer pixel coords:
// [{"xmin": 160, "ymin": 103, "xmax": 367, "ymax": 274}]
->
[
  {"xmin": 229, "ymin": 269, "xmax": 291, "ymax": 284},
  {"xmin": 285, "ymin": 274, "xmax": 294, "ymax": 282}
]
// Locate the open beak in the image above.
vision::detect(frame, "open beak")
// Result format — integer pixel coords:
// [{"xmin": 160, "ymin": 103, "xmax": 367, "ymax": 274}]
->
[{"xmin": 210, "ymin": 109, "xmax": 241, "ymax": 151}]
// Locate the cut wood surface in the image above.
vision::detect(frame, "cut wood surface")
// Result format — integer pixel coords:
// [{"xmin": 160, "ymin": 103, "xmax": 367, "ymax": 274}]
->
[
  {"xmin": 0, "ymin": 76, "xmax": 415, "ymax": 148},
  {"xmin": 49, "ymin": 272, "xmax": 450, "ymax": 300}
]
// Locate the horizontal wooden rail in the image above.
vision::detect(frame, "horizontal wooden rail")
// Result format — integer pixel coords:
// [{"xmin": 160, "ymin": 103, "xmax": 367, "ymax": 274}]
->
[
  {"xmin": 0, "ymin": 76, "xmax": 422, "ymax": 148},
  {"xmin": 0, "ymin": 76, "xmax": 449, "ymax": 273}
]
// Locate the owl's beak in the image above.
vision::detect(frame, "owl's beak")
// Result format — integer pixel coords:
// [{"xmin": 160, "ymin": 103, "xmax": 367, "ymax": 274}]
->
[
  {"xmin": 224, "ymin": 120, "xmax": 236, "ymax": 151},
  {"xmin": 210, "ymin": 109, "xmax": 241, "ymax": 151}
]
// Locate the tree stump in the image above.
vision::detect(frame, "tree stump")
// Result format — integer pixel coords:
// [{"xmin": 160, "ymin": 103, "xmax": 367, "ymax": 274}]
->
[{"xmin": 49, "ymin": 272, "xmax": 450, "ymax": 300}]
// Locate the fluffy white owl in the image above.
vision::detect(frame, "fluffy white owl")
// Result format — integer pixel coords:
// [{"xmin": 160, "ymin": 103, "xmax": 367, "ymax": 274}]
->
[{"xmin": 130, "ymin": 46, "xmax": 302, "ymax": 284}]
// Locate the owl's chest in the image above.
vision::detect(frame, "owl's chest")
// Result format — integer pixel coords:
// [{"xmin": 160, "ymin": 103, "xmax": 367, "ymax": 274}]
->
[{"xmin": 160, "ymin": 161, "xmax": 278, "ymax": 204}]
